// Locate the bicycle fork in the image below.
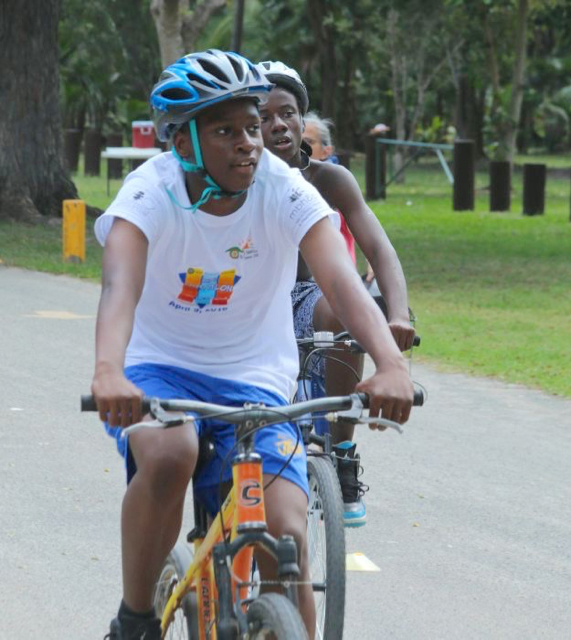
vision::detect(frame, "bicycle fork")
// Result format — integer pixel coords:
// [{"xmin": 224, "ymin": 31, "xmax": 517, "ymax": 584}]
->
[{"xmin": 214, "ymin": 446, "xmax": 302, "ymax": 638}]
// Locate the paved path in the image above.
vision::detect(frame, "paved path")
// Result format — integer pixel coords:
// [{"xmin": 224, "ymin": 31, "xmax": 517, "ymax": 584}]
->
[{"xmin": 1, "ymin": 266, "xmax": 570, "ymax": 639}]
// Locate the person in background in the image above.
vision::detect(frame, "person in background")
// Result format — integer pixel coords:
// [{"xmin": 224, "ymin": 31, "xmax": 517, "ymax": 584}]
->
[
  {"xmin": 303, "ymin": 111, "xmax": 355, "ymax": 263},
  {"xmin": 258, "ymin": 60, "xmax": 416, "ymax": 527},
  {"xmin": 303, "ymin": 112, "xmax": 339, "ymax": 164}
]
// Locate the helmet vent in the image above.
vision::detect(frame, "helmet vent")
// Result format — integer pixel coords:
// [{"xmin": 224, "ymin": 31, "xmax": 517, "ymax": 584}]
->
[
  {"xmin": 227, "ymin": 55, "xmax": 245, "ymax": 81},
  {"xmin": 198, "ymin": 58, "xmax": 230, "ymax": 84},
  {"xmin": 161, "ymin": 87, "xmax": 193, "ymax": 101}
]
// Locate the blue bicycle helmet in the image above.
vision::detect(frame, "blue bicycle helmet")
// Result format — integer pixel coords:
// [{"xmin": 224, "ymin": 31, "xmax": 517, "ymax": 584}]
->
[
  {"xmin": 151, "ymin": 49, "xmax": 272, "ymax": 142},
  {"xmin": 149, "ymin": 50, "xmax": 273, "ymax": 211}
]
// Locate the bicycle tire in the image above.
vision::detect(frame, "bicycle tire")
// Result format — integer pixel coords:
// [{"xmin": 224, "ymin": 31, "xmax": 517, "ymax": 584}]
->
[
  {"xmin": 246, "ymin": 592, "xmax": 308, "ymax": 639},
  {"xmin": 306, "ymin": 456, "xmax": 346, "ymax": 640},
  {"xmin": 153, "ymin": 542, "xmax": 199, "ymax": 640}
]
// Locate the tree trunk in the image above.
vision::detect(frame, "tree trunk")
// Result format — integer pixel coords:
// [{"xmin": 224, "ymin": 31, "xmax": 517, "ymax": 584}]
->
[
  {"xmin": 497, "ymin": 0, "xmax": 529, "ymax": 162},
  {"xmin": 150, "ymin": 0, "xmax": 226, "ymax": 68},
  {"xmin": 306, "ymin": 0, "xmax": 338, "ymax": 120},
  {"xmin": 230, "ymin": 0, "xmax": 245, "ymax": 53},
  {"xmin": 336, "ymin": 51, "xmax": 354, "ymax": 149},
  {"xmin": 151, "ymin": 0, "xmax": 187, "ymax": 67},
  {"xmin": 387, "ymin": 9, "xmax": 406, "ymax": 182},
  {"xmin": 0, "ymin": 0, "xmax": 78, "ymax": 220}
]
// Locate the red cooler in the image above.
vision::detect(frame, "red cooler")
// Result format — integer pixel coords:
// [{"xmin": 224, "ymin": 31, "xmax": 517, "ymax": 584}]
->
[{"xmin": 132, "ymin": 121, "xmax": 155, "ymax": 148}]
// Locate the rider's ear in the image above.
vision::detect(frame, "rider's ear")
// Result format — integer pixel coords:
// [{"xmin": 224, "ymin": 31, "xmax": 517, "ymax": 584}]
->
[{"xmin": 173, "ymin": 127, "xmax": 193, "ymax": 161}]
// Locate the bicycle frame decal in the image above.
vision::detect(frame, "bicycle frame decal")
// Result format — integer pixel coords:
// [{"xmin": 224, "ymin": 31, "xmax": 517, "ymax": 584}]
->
[
  {"xmin": 238, "ymin": 479, "xmax": 262, "ymax": 507},
  {"xmin": 197, "ymin": 562, "xmax": 216, "ymax": 638},
  {"xmin": 233, "ymin": 461, "xmax": 266, "ymax": 526}
]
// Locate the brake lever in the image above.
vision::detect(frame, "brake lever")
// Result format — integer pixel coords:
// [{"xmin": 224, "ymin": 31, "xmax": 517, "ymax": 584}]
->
[
  {"xmin": 324, "ymin": 393, "xmax": 403, "ymax": 433},
  {"xmin": 150, "ymin": 397, "xmax": 186, "ymax": 427},
  {"xmin": 122, "ymin": 411, "xmax": 191, "ymax": 437}
]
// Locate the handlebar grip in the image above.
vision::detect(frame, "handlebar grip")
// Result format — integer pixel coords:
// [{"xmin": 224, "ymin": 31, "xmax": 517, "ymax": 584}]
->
[
  {"xmin": 80, "ymin": 395, "xmax": 151, "ymax": 413},
  {"xmin": 356, "ymin": 389, "xmax": 425, "ymax": 407},
  {"xmin": 81, "ymin": 395, "xmax": 98, "ymax": 411},
  {"xmin": 413, "ymin": 335, "xmax": 421, "ymax": 347}
]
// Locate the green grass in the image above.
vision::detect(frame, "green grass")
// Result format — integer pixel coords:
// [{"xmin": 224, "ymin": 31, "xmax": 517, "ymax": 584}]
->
[
  {"xmin": 1, "ymin": 155, "xmax": 570, "ymax": 397},
  {"xmin": 0, "ymin": 218, "xmax": 103, "ymax": 279},
  {"xmin": 357, "ymin": 166, "xmax": 571, "ymax": 397}
]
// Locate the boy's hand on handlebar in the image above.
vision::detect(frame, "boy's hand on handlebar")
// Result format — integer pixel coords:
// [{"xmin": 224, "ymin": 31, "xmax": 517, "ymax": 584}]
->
[
  {"xmin": 91, "ymin": 364, "xmax": 144, "ymax": 428},
  {"xmin": 388, "ymin": 320, "xmax": 416, "ymax": 352},
  {"xmin": 355, "ymin": 359, "xmax": 414, "ymax": 429}
]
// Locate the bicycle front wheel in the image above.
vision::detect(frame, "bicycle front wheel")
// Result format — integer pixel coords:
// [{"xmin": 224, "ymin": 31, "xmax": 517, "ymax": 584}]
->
[
  {"xmin": 306, "ymin": 456, "xmax": 346, "ymax": 640},
  {"xmin": 246, "ymin": 593, "xmax": 308, "ymax": 639},
  {"xmin": 153, "ymin": 542, "xmax": 199, "ymax": 640}
]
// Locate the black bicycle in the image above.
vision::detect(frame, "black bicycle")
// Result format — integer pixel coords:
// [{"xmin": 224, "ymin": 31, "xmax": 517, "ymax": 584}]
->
[{"xmin": 294, "ymin": 331, "xmax": 424, "ymax": 640}]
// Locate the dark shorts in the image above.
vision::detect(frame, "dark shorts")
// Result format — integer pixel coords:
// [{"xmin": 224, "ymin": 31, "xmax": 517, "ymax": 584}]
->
[
  {"xmin": 291, "ymin": 280, "xmax": 325, "ymax": 380},
  {"xmin": 291, "ymin": 280, "xmax": 322, "ymax": 339},
  {"xmin": 291, "ymin": 281, "xmax": 329, "ymax": 434},
  {"xmin": 104, "ymin": 363, "xmax": 308, "ymax": 515}
]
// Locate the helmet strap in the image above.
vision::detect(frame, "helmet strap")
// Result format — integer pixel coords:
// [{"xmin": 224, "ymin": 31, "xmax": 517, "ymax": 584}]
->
[{"xmin": 168, "ymin": 119, "xmax": 246, "ymax": 213}]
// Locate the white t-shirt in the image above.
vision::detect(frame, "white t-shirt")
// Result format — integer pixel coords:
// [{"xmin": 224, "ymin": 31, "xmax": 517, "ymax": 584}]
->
[{"xmin": 95, "ymin": 149, "xmax": 331, "ymax": 400}]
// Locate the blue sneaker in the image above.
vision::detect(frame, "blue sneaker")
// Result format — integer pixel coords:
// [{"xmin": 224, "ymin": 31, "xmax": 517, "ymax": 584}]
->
[{"xmin": 333, "ymin": 441, "xmax": 368, "ymax": 528}]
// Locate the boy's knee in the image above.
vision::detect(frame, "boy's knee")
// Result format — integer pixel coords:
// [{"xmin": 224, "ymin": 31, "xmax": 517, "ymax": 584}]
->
[
  {"xmin": 267, "ymin": 507, "xmax": 308, "ymax": 567},
  {"xmin": 134, "ymin": 437, "xmax": 197, "ymax": 499}
]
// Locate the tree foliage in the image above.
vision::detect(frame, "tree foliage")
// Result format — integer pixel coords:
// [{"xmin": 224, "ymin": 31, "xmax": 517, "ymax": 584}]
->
[
  {"xmin": 54, "ymin": 0, "xmax": 571, "ymax": 157},
  {"xmin": 9, "ymin": 0, "xmax": 568, "ymax": 221},
  {"xmin": 59, "ymin": 0, "xmax": 161, "ymax": 135}
]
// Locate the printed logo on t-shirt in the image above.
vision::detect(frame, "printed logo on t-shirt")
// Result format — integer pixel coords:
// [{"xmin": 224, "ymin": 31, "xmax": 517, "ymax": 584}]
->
[
  {"xmin": 169, "ymin": 267, "xmax": 241, "ymax": 312},
  {"xmin": 225, "ymin": 237, "xmax": 259, "ymax": 260},
  {"xmin": 287, "ymin": 187, "xmax": 324, "ymax": 230},
  {"xmin": 289, "ymin": 188, "xmax": 302, "ymax": 203}
]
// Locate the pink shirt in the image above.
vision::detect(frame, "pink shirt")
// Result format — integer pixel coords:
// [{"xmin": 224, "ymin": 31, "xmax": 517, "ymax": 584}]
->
[{"xmin": 339, "ymin": 211, "xmax": 356, "ymax": 264}]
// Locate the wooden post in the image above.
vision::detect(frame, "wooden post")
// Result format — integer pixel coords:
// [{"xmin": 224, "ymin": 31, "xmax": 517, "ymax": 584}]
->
[
  {"xmin": 377, "ymin": 142, "xmax": 386, "ymax": 199},
  {"xmin": 452, "ymin": 139, "xmax": 475, "ymax": 211},
  {"xmin": 62, "ymin": 200, "xmax": 85, "ymax": 264},
  {"xmin": 84, "ymin": 129, "xmax": 102, "ymax": 176},
  {"xmin": 106, "ymin": 132, "xmax": 123, "ymax": 180},
  {"xmin": 64, "ymin": 129, "xmax": 81, "ymax": 173},
  {"xmin": 489, "ymin": 160, "xmax": 511, "ymax": 212},
  {"xmin": 522, "ymin": 163, "xmax": 546, "ymax": 215}
]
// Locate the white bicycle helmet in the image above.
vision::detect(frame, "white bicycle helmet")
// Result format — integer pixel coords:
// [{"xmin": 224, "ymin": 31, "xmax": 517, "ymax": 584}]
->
[{"xmin": 256, "ymin": 60, "xmax": 309, "ymax": 115}]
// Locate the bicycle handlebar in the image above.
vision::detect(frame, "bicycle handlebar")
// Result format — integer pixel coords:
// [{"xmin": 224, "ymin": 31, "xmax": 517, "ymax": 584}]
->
[
  {"xmin": 80, "ymin": 389, "xmax": 424, "ymax": 419},
  {"xmin": 297, "ymin": 331, "xmax": 420, "ymax": 352}
]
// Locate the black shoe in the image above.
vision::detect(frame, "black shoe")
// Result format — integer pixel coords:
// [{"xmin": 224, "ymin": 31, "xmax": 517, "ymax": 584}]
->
[
  {"xmin": 333, "ymin": 441, "xmax": 369, "ymax": 528},
  {"xmin": 105, "ymin": 615, "xmax": 161, "ymax": 640}
]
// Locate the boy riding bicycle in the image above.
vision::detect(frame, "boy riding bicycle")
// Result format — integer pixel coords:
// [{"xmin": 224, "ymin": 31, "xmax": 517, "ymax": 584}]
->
[
  {"xmin": 257, "ymin": 61, "xmax": 416, "ymax": 527},
  {"xmin": 91, "ymin": 49, "xmax": 413, "ymax": 640}
]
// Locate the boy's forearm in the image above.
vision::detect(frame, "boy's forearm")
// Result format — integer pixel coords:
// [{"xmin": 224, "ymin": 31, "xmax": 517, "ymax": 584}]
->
[
  {"xmin": 323, "ymin": 268, "xmax": 405, "ymax": 369},
  {"xmin": 94, "ymin": 285, "xmax": 137, "ymax": 373},
  {"xmin": 369, "ymin": 247, "xmax": 410, "ymax": 322}
]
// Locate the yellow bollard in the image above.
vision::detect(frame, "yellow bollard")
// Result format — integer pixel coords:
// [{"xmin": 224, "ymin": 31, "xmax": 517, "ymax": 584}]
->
[{"xmin": 62, "ymin": 200, "xmax": 86, "ymax": 264}]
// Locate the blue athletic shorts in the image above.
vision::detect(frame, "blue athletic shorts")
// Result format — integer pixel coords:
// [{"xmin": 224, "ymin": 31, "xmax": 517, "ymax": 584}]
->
[{"xmin": 104, "ymin": 363, "xmax": 308, "ymax": 515}]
